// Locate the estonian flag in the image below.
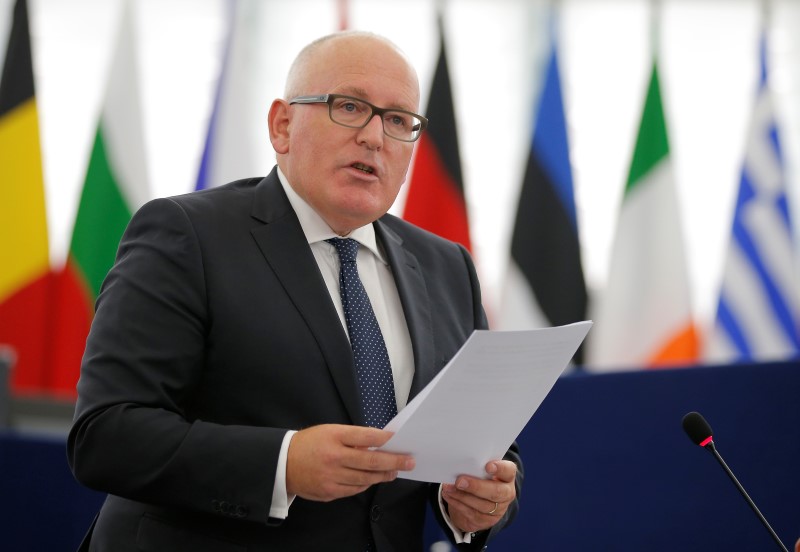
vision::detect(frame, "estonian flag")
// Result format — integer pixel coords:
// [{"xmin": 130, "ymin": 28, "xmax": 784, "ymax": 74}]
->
[{"xmin": 498, "ymin": 33, "xmax": 587, "ymax": 366}]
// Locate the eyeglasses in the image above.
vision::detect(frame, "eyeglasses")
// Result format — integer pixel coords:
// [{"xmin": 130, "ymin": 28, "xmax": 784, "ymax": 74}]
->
[{"xmin": 288, "ymin": 94, "xmax": 428, "ymax": 143}]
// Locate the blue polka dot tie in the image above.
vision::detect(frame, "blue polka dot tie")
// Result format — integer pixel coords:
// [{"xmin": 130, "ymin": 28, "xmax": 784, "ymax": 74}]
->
[{"xmin": 327, "ymin": 238, "xmax": 398, "ymax": 429}]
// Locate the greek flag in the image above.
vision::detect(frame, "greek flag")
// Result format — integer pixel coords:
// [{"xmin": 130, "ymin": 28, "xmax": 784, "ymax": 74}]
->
[{"xmin": 706, "ymin": 33, "xmax": 800, "ymax": 363}]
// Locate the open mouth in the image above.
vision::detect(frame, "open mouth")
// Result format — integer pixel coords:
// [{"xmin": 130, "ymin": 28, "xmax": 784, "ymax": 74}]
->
[{"xmin": 351, "ymin": 162, "xmax": 375, "ymax": 175}]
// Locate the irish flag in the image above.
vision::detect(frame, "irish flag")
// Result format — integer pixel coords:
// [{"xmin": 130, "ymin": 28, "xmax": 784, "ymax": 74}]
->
[
  {"xmin": 0, "ymin": 0, "xmax": 51, "ymax": 394},
  {"xmin": 48, "ymin": 1, "xmax": 150, "ymax": 396},
  {"xmin": 586, "ymin": 60, "xmax": 699, "ymax": 370}
]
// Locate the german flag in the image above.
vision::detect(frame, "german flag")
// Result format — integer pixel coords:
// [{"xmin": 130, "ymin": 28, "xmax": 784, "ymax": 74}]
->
[
  {"xmin": 0, "ymin": 0, "xmax": 52, "ymax": 394},
  {"xmin": 402, "ymin": 16, "xmax": 471, "ymax": 252}
]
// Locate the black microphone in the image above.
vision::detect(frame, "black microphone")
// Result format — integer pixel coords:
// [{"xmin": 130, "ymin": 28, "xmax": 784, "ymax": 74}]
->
[{"xmin": 681, "ymin": 411, "xmax": 788, "ymax": 552}]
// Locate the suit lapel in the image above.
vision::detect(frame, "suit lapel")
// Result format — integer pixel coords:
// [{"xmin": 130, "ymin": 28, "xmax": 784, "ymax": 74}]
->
[
  {"xmin": 375, "ymin": 220, "xmax": 436, "ymax": 400},
  {"xmin": 249, "ymin": 170, "xmax": 365, "ymax": 425}
]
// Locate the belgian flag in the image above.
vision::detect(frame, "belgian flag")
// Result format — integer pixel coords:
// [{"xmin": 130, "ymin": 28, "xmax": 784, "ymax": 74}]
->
[{"xmin": 0, "ymin": 0, "xmax": 52, "ymax": 394}]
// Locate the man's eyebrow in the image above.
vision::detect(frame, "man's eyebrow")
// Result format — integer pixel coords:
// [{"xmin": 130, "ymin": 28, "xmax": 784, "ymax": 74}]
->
[
  {"xmin": 338, "ymin": 86, "xmax": 414, "ymax": 112},
  {"xmin": 340, "ymin": 86, "xmax": 370, "ymax": 99}
]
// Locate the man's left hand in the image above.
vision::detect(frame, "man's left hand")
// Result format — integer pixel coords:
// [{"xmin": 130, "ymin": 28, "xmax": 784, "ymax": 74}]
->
[{"xmin": 442, "ymin": 460, "xmax": 517, "ymax": 534}]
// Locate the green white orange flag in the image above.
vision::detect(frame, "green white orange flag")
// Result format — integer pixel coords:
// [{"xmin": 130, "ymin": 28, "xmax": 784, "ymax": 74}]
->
[
  {"xmin": 0, "ymin": 0, "xmax": 52, "ymax": 394},
  {"xmin": 48, "ymin": 1, "xmax": 150, "ymax": 396},
  {"xmin": 586, "ymin": 60, "xmax": 699, "ymax": 370}
]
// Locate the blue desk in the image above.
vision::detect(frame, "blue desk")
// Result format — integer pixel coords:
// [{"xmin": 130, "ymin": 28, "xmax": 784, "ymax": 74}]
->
[
  {"xmin": 0, "ymin": 431, "xmax": 103, "ymax": 551},
  {"xmin": 2, "ymin": 361, "xmax": 799, "ymax": 551},
  {"xmin": 488, "ymin": 360, "xmax": 800, "ymax": 551}
]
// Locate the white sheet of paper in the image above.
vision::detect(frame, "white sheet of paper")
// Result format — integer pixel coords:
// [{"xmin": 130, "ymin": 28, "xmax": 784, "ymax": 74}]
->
[{"xmin": 379, "ymin": 321, "xmax": 593, "ymax": 483}]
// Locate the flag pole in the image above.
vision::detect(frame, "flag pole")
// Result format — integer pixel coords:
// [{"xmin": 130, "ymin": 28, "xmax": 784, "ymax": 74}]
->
[{"xmin": 337, "ymin": 0, "xmax": 349, "ymax": 31}]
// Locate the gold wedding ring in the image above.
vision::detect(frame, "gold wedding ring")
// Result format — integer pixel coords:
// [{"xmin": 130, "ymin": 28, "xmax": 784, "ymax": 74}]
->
[{"xmin": 487, "ymin": 501, "xmax": 498, "ymax": 515}]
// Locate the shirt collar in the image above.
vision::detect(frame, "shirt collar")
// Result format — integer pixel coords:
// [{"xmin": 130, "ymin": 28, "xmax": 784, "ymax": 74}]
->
[{"xmin": 276, "ymin": 166, "xmax": 387, "ymax": 265}]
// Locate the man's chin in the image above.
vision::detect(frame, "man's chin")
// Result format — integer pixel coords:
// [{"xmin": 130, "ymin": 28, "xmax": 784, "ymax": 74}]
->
[{"xmin": 327, "ymin": 203, "xmax": 388, "ymax": 233}]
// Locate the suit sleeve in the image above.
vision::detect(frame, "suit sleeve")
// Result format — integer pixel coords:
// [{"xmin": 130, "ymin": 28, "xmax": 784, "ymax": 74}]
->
[{"xmin": 67, "ymin": 198, "xmax": 285, "ymax": 523}]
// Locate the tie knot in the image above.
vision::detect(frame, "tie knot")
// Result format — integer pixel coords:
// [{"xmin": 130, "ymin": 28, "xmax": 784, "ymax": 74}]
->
[{"xmin": 326, "ymin": 237, "xmax": 359, "ymax": 263}]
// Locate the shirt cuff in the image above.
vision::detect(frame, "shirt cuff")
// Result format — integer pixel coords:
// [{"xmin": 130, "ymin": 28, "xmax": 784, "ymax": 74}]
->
[
  {"xmin": 269, "ymin": 430, "xmax": 297, "ymax": 520},
  {"xmin": 437, "ymin": 484, "xmax": 474, "ymax": 544}
]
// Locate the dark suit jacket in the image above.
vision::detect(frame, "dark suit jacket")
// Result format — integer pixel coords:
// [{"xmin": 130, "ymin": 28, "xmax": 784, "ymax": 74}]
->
[{"xmin": 67, "ymin": 167, "xmax": 522, "ymax": 551}]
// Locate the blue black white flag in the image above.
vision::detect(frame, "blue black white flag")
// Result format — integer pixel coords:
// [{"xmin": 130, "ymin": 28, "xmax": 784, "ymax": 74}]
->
[{"xmin": 498, "ymin": 31, "xmax": 587, "ymax": 362}]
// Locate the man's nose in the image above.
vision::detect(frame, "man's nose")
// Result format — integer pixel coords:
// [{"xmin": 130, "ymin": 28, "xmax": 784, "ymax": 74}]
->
[{"xmin": 356, "ymin": 114, "xmax": 385, "ymax": 149}]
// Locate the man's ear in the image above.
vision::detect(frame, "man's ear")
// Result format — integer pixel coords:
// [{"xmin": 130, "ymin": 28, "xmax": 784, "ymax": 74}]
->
[{"xmin": 268, "ymin": 99, "xmax": 290, "ymax": 154}]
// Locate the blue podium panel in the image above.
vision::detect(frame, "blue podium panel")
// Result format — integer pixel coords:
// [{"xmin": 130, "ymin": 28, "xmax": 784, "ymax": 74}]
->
[
  {"xmin": 2, "ymin": 361, "xmax": 799, "ymax": 551},
  {"xmin": 490, "ymin": 361, "xmax": 800, "ymax": 552},
  {"xmin": 0, "ymin": 433, "xmax": 105, "ymax": 551}
]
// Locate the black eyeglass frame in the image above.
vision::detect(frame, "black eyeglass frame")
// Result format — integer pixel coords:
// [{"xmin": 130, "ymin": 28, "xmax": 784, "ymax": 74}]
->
[{"xmin": 288, "ymin": 94, "xmax": 428, "ymax": 143}]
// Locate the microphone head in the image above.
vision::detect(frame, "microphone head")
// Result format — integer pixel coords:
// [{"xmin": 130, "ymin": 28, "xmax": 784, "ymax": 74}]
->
[{"xmin": 682, "ymin": 411, "xmax": 714, "ymax": 447}]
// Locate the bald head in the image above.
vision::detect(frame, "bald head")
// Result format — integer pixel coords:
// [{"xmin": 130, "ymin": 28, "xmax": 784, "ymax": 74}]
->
[
  {"xmin": 268, "ymin": 31, "xmax": 422, "ymax": 234},
  {"xmin": 284, "ymin": 31, "xmax": 419, "ymax": 106}
]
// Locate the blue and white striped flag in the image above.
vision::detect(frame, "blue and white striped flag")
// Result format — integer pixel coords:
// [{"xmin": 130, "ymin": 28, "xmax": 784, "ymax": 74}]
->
[{"xmin": 706, "ymin": 33, "xmax": 800, "ymax": 363}]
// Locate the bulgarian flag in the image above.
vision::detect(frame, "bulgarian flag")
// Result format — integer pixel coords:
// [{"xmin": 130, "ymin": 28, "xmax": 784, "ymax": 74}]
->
[
  {"xmin": 0, "ymin": 0, "xmax": 51, "ymax": 394},
  {"xmin": 402, "ymin": 16, "xmax": 471, "ymax": 251},
  {"xmin": 48, "ymin": 0, "xmax": 150, "ymax": 396},
  {"xmin": 586, "ymin": 60, "xmax": 699, "ymax": 370}
]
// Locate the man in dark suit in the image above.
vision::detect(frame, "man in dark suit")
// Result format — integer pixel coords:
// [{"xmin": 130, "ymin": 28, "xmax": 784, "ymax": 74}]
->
[{"xmin": 68, "ymin": 31, "xmax": 522, "ymax": 551}]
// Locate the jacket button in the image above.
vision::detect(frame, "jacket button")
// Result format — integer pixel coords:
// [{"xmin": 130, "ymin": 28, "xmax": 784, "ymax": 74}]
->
[{"xmin": 370, "ymin": 505, "xmax": 382, "ymax": 522}]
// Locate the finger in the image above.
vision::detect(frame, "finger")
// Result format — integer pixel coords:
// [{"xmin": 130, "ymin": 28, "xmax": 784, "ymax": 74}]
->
[
  {"xmin": 485, "ymin": 460, "xmax": 517, "ymax": 483},
  {"xmin": 343, "ymin": 445, "xmax": 415, "ymax": 473},
  {"xmin": 341, "ymin": 464, "xmax": 402, "ymax": 487},
  {"xmin": 443, "ymin": 483, "xmax": 508, "ymax": 518},
  {"xmin": 450, "ymin": 475, "xmax": 515, "ymax": 505},
  {"xmin": 339, "ymin": 425, "xmax": 396, "ymax": 448},
  {"xmin": 335, "ymin": 426, "xmax": 415, "ymax": 472}
]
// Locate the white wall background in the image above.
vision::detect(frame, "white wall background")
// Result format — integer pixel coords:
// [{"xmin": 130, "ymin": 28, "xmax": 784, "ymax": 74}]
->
[{"xmin": 2, "ymin": 0, "xmax": 799, "ymax": 335}]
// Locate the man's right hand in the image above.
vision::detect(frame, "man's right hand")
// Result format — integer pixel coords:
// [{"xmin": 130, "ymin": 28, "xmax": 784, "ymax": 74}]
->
[{"xmin": 285, "ymin": 424, "xmax": 415, "ymax": 502}]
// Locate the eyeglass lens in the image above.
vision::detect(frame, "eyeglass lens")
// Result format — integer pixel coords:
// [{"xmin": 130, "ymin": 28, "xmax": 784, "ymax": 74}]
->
[{"xmin": 329, "ymin": 97, "xmax": 422, "ymax": 141}]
